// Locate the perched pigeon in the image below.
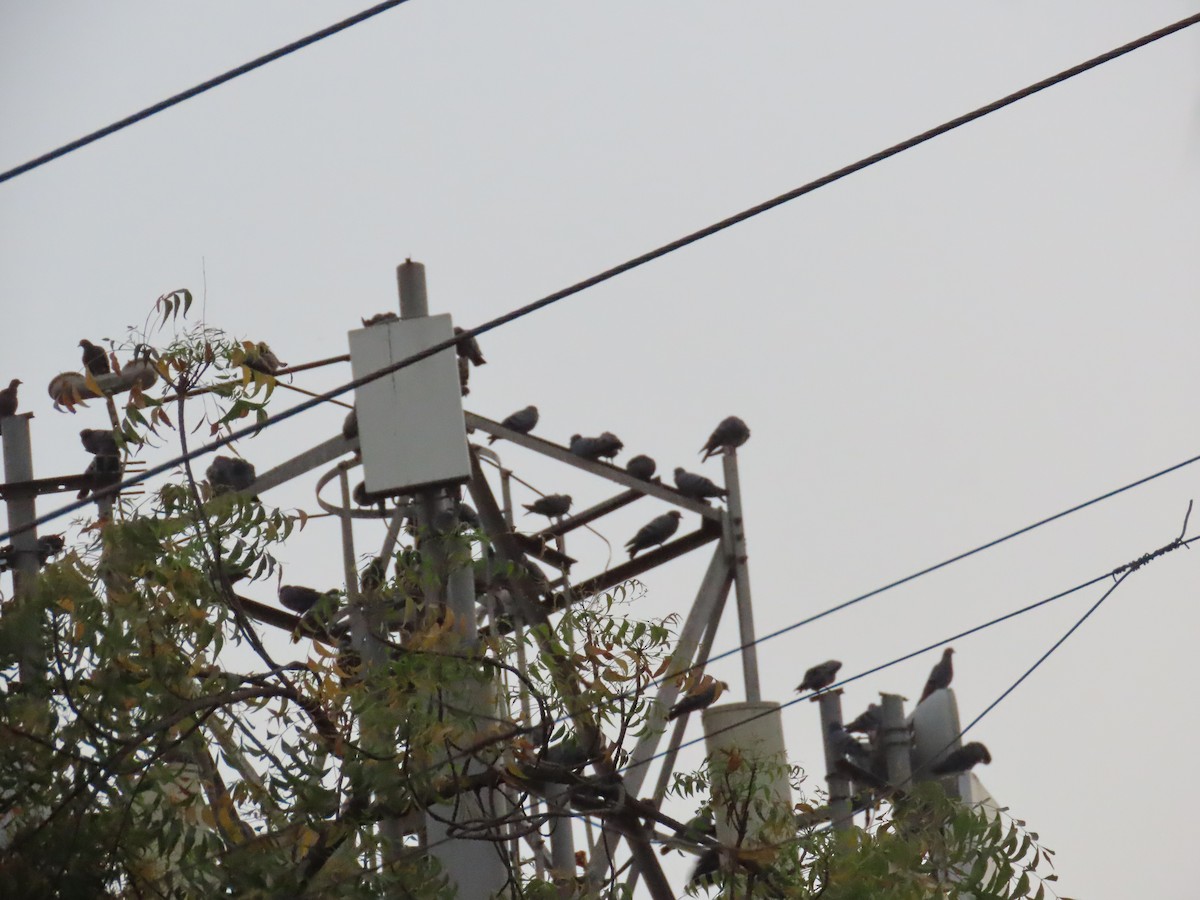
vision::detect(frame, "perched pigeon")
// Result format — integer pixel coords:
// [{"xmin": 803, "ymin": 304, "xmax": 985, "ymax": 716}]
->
[
  {"xmin": 625, "ymin": 510, "xmax": 682, "ymax": 558},
  {"xmin": 673, "ymin": 468, "xmax": 727, "ymax": 501},
  {"xmin": 37, "ymin": 534, "xmax": 65, "ymax": 564},
  {"xmin": 930, "ymin": 741, "xmax": 991, "ymax": 776},
  {"xmin": 245, "ymin": 342, "xmax": 285, "ymax": 375},
  {"xmin": 827, "ymin": 722, "xmax": 871, "ymax": 764},
  {"xmin": 625, "ymin": 454, "xmax": 657, "ymax": 481},
  {"xmin": 659, "ymin": 811, "xmax": 715, "ymax": 855},
  {"xmin": 278, "ymin": 584, "xmax": 336, "ymax": 615},
  {"xmin": 77, "ymin": 455, "xmax": 122, "ymax": 500},
  {"xmin": 360, "ymin": 557, "xmax": 387, "ymax": 593},
  {"xmin": 206, "ymin": 456, "xmax": 256, "ymax": 495},
  {"xmin": 342, "ymin": 408, "xmax": 358, "ymax": 440},
  {"xmin": 689, "ymin": 849, "xmax": 721, "ymax": 887},
  {"xmin": 80, "ymin": 429, "xmax": 119, "ymax": 457},
  {"xmin": 488, "ymin": 405, "xmax": 539, "ymax": 444},
  {"xmin": 0, "ymin": 378, "xmax": 21, "ymax": 430},
  {"xmin": 523, "ymin": 494, "xmax": 572, "ymax": 519},
  {"xmin": 844, "ymin": 703, "xmax": 882, "ymax": 735},
  {"xmin": 361, "ymin": 312, "xmax": 399, "ymax": 327},
  {"xmin": 456, "ymin": 501, "xmax": 481, "ymax": 529},
  {"xmin": 457, "ymin": 355, "xmax": 470, "ymax": 396},
  {"xmin": 596, "ymin": 431, "xmax": 623, "ymax": 460},
  {"xmin": 570, "ymin": 432, "xmax": 623, "ymax": 462},
  {"xmin": 79, "ymin": 340, "xmax": 111, "ymax": 376},
  {"xmin": 453, "ymin": 327, "xmax": 486, "ymax": 366},
  {"xmin": 796, "ymin": 659, "xmax": 842, "ymax": 694},
  {"xmin": 667, "ymin": 679, "xmax": 728, "ymax": 721},
  {"xmin": 920, "ymin": 648, "xmax": 954, "ymax": 703},
  {"xmin": 701, "ymin": 416, "xmax": 751, "ymax": 462}
]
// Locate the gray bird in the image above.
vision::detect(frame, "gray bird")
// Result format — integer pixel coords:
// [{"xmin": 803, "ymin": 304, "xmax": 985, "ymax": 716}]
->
[
  {"xmin": 625, "ymin": 510, "xmax": 682, "ymax": 558},
  {"xmin": 844, "ymin": 703, "xmax": 882, "ymax": 735},
  {"xmin": 0, "ymin": 378, "xmax": 21, "ymax": 430},
  {"xmin": 245, "ymin": 342, "xmax": 285, "ymax": 375},
  {"xmin": 456, "ymin": 501, "xmax": 481, "ymax": 529},
  {"xmin": 828, "ymin": 722, "xmax": 871, "ymax": 764},
  {"xmin": 77, "ymin": 455, "xmax": 122, "ymax": 500},
  {"xmin": 667, "ymin": 680, "xmax": 728, "ymax": 721},
  {"xmin": 570, "ymin": 432, "xmax": 623, "ymax": 462},
  {"xmin": 522, "ymin": 494, "xmax": 572, "ymax": 519},
  {"xmin": 206, "ymin": 456, "xmax": 257, "ymax": 495},
  {"xmin": 278, "ymin": 584, "xmax": 336, "ymax": 615},
  {"xmin": 625, "ymin": 454, "xmax": 657, "ymax": 481},
  {"xmin": 673, "ymin": 467, "xmax": 728, "ymax": 501},
  {"xmin": 488, "ymin": 405, "xmax": 538, "ymax": 444},
  {"xmin": 796, "ymin": 659, "xmax": 842, "ymax": 694},
  {"xmin": 79, "ymin": 340, "xmax": 110, "ymax": 376},
  {"xmin": 920, "ymin": 648, "xmax": 954, "ymax": 703},
  {"xmin": 342, "ymin": 408, "xmax": 358, "ymax": 440},
  {"xmin": 361, "ymin": 312, "xmax": 399, "ymax": 327},
  {"xmin": 457, "ymin": 355, "xmax": 470, "ymax": 396},
  {"xmin": 360, "ymin": 557, "xmax": 387, "ymax": 593},
  {"xmin": 701, "ymin": 416, "xmax": 751, "ymax": 461},
  {"xmin": 596, "ymin": 431, "xmax": 623, "ymax": 460},
  {"xmin": 453, "ymin": 327, "xmax": 486, "ymax": 366},
  {"xmin": 930, "ymin": 741, "xmax": 991, "ymax": 776},
  {"xmin": 80, "ymin": 429, "xmax": 119, "ymax": 457},
  {"xmin": 37, "ymin": 534, "xmax": 65, "ymax": 564}
]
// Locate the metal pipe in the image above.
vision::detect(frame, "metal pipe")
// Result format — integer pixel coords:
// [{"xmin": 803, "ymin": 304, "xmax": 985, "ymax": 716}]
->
[
  {"xmin": 817, "ymin": 691, "xmax": 853, "ymax": 831},
  {"xmin": 880, "ymin": 694, "xmax": 912, "ymax": 786},
  {"xmin": 2, "ymin": 414, "xmax": 41, "ymax": 687},
  {"xmin": 722, "ymin": 449, "xmax": 761, "ymax": 702}
]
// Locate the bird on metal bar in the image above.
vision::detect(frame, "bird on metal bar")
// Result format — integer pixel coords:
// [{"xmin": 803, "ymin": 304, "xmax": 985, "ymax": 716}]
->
[
  {"xmin": 80, "ymin": 428, "xmax": 119, "ymax": 457},
  {"xmin": 279, "ymin": 584, "xmax": 333, "ymax": 615},
  {"xmin": 827, "ymin": 722, "xmax": 871, "ymax": 764},
  {"xmin": 701, "ymin": 416, "xmax": 750, "ymax": 461},
  {"xmin": 844, "ymin": 702, "xmax": 882, "ymax": 736},
  {"xmin": 625, "ymin": 454, "xmax": 656, "ymax": 481},
  {"xmin": 0, "ymin": 378, "xmax": 22, "ymax": 430},
  {"xmin": 79, "ymin": 339, "xmax": 111, "ymax": 376},
  {"xmin": 453, "ymin": 327, "xmax": 486, "ymax": 366},
  {"xmin": 206, "ymin": 455, "xmax": 256, "ymax": 495},
  {"xmin": 919, "ymin": 647, "xmax": 954, "ymax": 703},
  {"xmin": 570, "ymin": 432, "xmax": 623, "ymax": 462},
  {"xmin": 930, "ymin": 741, "xmax": 991, "ymax": 776},
  {"xmin": 625, "ymin": 510, "xmax": 682, "ymax": 558},
  {"xmin": 245, "ymin": 342, "xmax": 286, "ymax": 375},
  {"xmin": 796, "ymin": 659, "xmax": 842, "ymax": 695},
  {"xmin": 37, "ymin": 534, "xmax": 65, "ymax": 564},
  {"xmin": 488, "ymin": 405, "xmax": 538, "ymax": 444},
  {"xmin": 666, "ymin": 678, "xmax": 728, "ymax": 721},
  {"xmin": 522, "ymin": 494, "xmax": 572, "ymax": 519},
  {"xmin": 673, "ymin": 467, "xmax": 727, "ymax": 501},
  {"xmin": 77, "ymin": 455, "xmax": 122, "ymax": 500}
]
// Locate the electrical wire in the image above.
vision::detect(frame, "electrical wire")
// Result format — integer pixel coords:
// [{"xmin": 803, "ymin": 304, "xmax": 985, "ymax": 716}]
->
[
  {"xmin": 0, "ymin": 1, "xmax": 414, "ymax": 185},
  {"xmin": 4, "ymin": 11, "xmax": 1198, "ymax": 541}
]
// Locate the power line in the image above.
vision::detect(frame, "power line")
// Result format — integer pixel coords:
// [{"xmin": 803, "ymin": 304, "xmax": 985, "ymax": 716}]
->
[
  {"xmin": 5, "ymin": 11, "xmax": 1198, "ymax": 541},
  {"xmin": 0, "ymin": 1, "xmax": 414, "ymax": 186}
]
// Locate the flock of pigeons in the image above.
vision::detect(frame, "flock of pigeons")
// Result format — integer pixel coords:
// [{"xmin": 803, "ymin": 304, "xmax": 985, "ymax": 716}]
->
[{"xmin": 491, "ymin": 406, "xmax": 751, "ymax": 559}]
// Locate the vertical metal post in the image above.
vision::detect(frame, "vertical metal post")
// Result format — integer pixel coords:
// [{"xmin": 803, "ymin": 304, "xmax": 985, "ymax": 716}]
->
[
  {"xmin": 817, "ymin": 691, "xmax": 853, "ymax": 831},
  {"xmin": 722, "ymin": 449, "xmax": 761, "ymax": 702},
  {"xmin": 2, "ymin": 414, "xmax": 41, "ymax": 687},
  {"xmin": 880, "ymin": 694, "xmax": 912, "ymax": 787}
]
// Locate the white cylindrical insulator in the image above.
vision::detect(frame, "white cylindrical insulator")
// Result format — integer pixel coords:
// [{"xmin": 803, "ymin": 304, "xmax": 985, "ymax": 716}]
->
[{"xmin": 702, "ymin": 701, "xmax": 793, "ymax": 850}]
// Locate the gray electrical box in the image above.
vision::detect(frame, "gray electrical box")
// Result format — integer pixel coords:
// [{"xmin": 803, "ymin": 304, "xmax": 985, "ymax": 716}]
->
[{"xmin": 348, "ymin": 314, "xmax": 470, "ymax": 495}]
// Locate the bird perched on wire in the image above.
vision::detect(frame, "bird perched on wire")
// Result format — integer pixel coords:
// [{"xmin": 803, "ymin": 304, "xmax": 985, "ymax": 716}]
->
[
  {"xmin": 245, "ymin": 342, "xmax": 286, "ymax": 375},
  {"xmin": 626, "ymin": 510, "xmax": 682, "ymax": 558},
  {"xmin": 919, "ymin": 647, "xmax": 954, "ymax": 703},
  {"xmin": 667, "ymin": 678, "xmax": 728, "ymax": 721},
  {"xmin": 77, "ymin": 455, "xmax": 122, "ymax": 500},
  {"xmin": 488, "ymin": 405, "xmax": 538, "ymax": 444},
  {"xmin": 79, "ymin": 428, "xmax": 119, "ymax": 457},
  {"xmin": 796, "ymin": 659, "xmax": 842, "ymax": 695},
  {"xmin": 570, "ymin": 432, "xmax": 623, "ymax": 462},
  {"xmin": 0, "ymin": 378, "xmax": 22, "ymax": 430},
  {"xmin": 79, "ymin": 339, "xmax": 111, "ymax": 376},
  {"xmin": 523, "ymin": 494, "xmax": 572, "ymax": 519},
  {"xmin": 206, "ymin": 456, "xmax": 256, "ymax": 495},
  {"xmin": 625, "ymin": 454, "xmax": 657, "ymax": 481},
  {"xmin": 453, "ymin": 327, "xmax": 486, "ymax": 366},
  {"xmin": 844, "ymin": 703, "xmax": 882, "ymax": 736},
  {"xmin": 930, "ymin": 741, "xmax": 991, "ymax": 776},
  {"xmin": 701, "ymin": 416, "xmax": 750, "ymax": 461},
  {"xmin": 673, "ymin": 468, "xmax": 727, "ymax": 501}
]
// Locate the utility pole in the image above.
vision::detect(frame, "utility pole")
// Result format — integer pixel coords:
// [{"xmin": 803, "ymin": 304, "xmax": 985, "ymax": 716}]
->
[
  {"xmin": 2, "ymin": 413, "xmax": 41, "ymax": 689},
  {"xmin": 817, "ymin": 690, "xmax": 853, "ymax": 831}
]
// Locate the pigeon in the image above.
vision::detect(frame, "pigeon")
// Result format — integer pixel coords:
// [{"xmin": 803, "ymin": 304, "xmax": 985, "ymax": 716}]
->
[
  {"xmin": 828, "ymin": 722, "xmax": 871, "ymax": 764},
  {"xmin": 625, "ymin": 455, "xmax": 656, "ymax": 481},
  {"xmin": 919, "ymin": 648, "xmax": 954, "ymax": 703},
  {"xmin": 456, "ymin": 501, "xmax": 481, "ymax": 529},
  {"xmin": 457, "ymin": 355, "xmax": 470, "ymax": 396},
  {"xmin": 453, "ymin": 327, "xmax": 486, "ymax": 366},
  {"xmin": 361, "ymin": 312, "xmax": 399, "ymax": 327},
  {"xmin": 595, "ymin": 432, "xmax": 623, "ymax": 460},
  {"xmin": 689, "ymin": 849, "xmax": 721, "ymax": 887},
  {"xmin": 80, "ymin": 429, "xmax": 119, "ymax": 457},
  {"xmin": 701, "ymin": 416, "xmax": 751, "ymax": 462},
  {"xmin": 488, "ymin": 405, "xmax": 538, "ymax": 444},
  {"xmin": 522, "ymin": 494, "xmax": 572, "ymax": 519},
  {"xmin": 659, "ymin": 811, "xmax": 715, "ymax": 855},
  {"xmin": 206, "ymin": 456, "xmax": 256, "ymax": 495},
  {"xmin": 360, "ymin": 557, "xmax": 387, "ymax": 593},
  {"xmin": 77, "ymin": 455, "xmax": 122, "ymax": 500},
  {"xmin": 796, "ymin": 659, "xmax": 842, "ymax": 694},
  {"xmin": 79, "ymin": 340, "xmax": 111, "ymax": 376},
  {"xmin": 667, "ymin": 679, "xmax": 728, "ymax": 721},
  {"xmin": 625, "ymin": 510, "xmax": 682, "ymax": 558},
  {"xmin": 342, "ymin": 408, "xmax": 358, "ymax": 440},
  {"xmin": 570, "ymin": 433, "xmax": 623, "ymax": 462},
  {"xmin": 673, "ymin": 468, "xmax": 727, "ymax": 501},
  {"xmin": 245, "ymin": 342, "xmax": 285, "ymax": 375},
  {"xmin": 844, "ymin": 703, "xmax": 882, "ymax": 735},
  {"xmin": 0, "ymin": 378, "xmax": 21, "ymax": 430},
  {"xmin": 930, "ymin": 741, "xmax": 991, "ymax": 776},
  {"xmin": 37, "ymin": 534, "xmax": 65, "ymax": 564},
  {"xmin": 278, "ymin": 584, "xmax": 333, "ymax": 615}
]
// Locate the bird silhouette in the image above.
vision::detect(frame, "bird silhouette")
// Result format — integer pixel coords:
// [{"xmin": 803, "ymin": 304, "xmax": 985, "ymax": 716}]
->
[
  {"xmin": 667, "ymin": 679, "xmax": 728, "ymax": 721},
  {"xmin": 0, "ymin": 379, "xmax": 22, "ymax": 431},
  {"xmin": 701, "ymin": 416, "xmax": 750, "ymax": 461},
  {"xmin": 79, "ymin": 340, "xmax": 111, "ymax": 376},
  {"xmin": 206, "ymin": 456, "xmax": 256, "ymax": 495},
  {"xmin": 625, "ymin": 510, "xmax": 682, "ymax": 558},
  {"xmin": 488, "ymin": 405, "xmax": 538, "ymax": 444},
  {"xmin": 796, "ymin": 659, "xmax": 842, "ymax": 694},
  {"xmin": 522, "ymin": 494, "xmax": 572, "ymax": 519},
  {"xmin": 919, "ymin": 648, "xmax": 954, "ymax": 703},
  {"xmin": 625, "ymin": 455, "xmax": 657, "ymax": 481},
  {"xmin": 930, "ymin": 741, "xmax": 991, "ymax": 776},
  {"xmin": 674, "ymin": 468, "xmax": 727, "ymax": 501}
]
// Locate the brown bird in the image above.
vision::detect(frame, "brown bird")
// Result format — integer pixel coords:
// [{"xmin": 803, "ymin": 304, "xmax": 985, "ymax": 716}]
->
[
  {"xmin": 930, "ymin": 741, "xmax": 991, "ymax": 776},
  {"xmin": 625, "ymin": 510, "xmax": 682, "ymax": 558},
  {"xmin": 79, "ymin": 340, "xmax": 111, "ymax": 376},
  {"xmin": 453, "ymin": 326, "xmax": 486, "ymax": 366},
  {"xmin": 796, "ymin": 659, "xmax": 842, "ymax": 694},
  {"xmin": 919, "ymin": 648, "xmax": 954, "ymax": 703},
  {"xmin": 80, "ymin": 428, "xmax": 119, "ymax": 457},
  {"xmin": 701, "ymin": 416, "xmax": 750, "ymax": 461},
  {"xmin": 0, "ymin": 379, "xmax": 21, "ymax": 430},
  {"xmin": 667, "ymin": 679, "xmax": 728, "ymax": 721},
  {"xmin": 77, "ymin": 455, "xmax": 122, "ymax": 500},
  {"xmin": 522, "ymin": 494, "xmax": 572, "ymax": 519}
]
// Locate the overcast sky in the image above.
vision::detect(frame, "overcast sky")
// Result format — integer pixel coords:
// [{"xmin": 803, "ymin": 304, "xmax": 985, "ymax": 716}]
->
[{"xmin": 3, "ymin": 2, "xmax": 1200, "ymax": 896}]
